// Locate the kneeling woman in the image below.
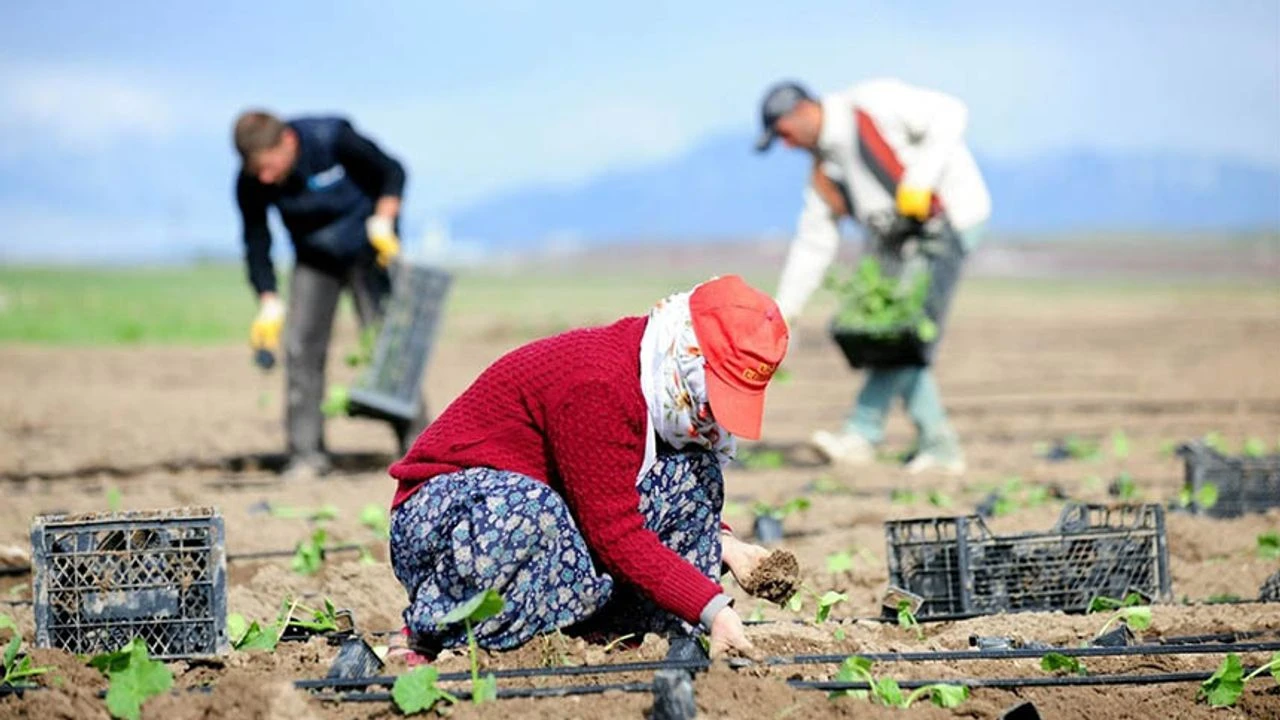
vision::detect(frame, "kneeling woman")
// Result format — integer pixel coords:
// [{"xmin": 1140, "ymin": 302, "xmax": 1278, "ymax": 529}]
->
[{"xmin": 387, "ymin": 275, "xmax": 789, "ymax": 657}]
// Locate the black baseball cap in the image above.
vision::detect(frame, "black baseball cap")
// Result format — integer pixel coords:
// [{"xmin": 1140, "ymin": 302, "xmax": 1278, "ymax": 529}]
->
[{"xmin": 755, "ymin": 80, "xmax": 814, "ymax": 152}]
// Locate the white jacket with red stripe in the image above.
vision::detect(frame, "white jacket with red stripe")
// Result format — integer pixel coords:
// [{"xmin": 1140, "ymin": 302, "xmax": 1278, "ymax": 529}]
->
[{"xmin": 774, "ymin": 79, "xmax": 992, "ymax": 321}]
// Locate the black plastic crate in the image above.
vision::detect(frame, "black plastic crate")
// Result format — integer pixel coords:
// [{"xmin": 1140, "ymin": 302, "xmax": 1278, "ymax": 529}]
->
[
  {"xmin": 348, "ymin": 262, "xmax": 453, "ymax": 422},
  {"xmin": 828, "ymin": 220, "xmax": 965, "ymax": 369},
  {"xmin": 1178, "ymin": 441, "xmax": 1280, "ymax": 518},
  {"xmin": 30, "ymin": 507, "xmax": 228, "ymax": 659},
  {"xmin": 884, "ymin": 503, "xmax": 1171, "ymax": 619}
]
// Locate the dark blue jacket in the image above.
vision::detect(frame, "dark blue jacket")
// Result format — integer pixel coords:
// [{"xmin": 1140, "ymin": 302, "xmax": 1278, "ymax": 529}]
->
[{"xmin": 236, "ymin": 116, "xmax": 405, "ymax": 294}]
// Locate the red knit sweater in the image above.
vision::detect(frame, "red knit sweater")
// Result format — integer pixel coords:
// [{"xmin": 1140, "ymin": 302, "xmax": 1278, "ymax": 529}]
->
[{"xmin": 389, "ymin": 316, "xmax": 723, "ymax": 625}]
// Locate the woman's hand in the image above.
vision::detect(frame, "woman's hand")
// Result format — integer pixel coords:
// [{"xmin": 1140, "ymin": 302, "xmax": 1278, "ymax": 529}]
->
[
  {"xmin": 721, "ymin": 533, "xmax": 771, "ymax": 587},
  {"xmin": 708, "ymin": 606, "xmax": 754, "ymax": 658}
]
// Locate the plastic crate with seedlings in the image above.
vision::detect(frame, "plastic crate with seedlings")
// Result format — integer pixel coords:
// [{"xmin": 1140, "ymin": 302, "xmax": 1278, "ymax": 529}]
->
[
  {"xmin": 884, "ymin": 503, "xmax": 1171, "ymax": 620},
  {"xmin": 30, "ymin": 507, "xmax": 227, "ymax": 659},
  {"xmin": 347, "ymin": 262, "xmax": 453, "ymax": 423},
  {"xmin": 1177, "ymin": 440, "xmax": 1280, "ymax": 518}
]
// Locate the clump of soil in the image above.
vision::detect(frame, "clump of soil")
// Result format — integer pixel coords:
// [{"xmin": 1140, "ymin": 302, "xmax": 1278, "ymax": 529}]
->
[{"xmin": 741, "ymin": 549, "xmax": 801, "ymax": 604}]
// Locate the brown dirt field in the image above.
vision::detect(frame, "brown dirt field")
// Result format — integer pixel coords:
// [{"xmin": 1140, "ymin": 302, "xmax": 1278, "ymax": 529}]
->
[{"xmin": 2, "ymin": 281, "xmax": 1280, "ymax": 718}]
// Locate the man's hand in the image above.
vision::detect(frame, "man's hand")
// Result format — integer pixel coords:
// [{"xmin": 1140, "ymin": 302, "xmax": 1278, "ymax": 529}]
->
[
  {"xmin": 895, "ymin": 185, "xmax": 933, "ymax": 221},
  {"xmin": 366, "ymin": 215, "xmax": 401, "ymax": 268},
  {"xmin": 249, "ymin": 295, "xmax": 284, "ymax": 368},
  {"xmin": 722, "ymin": 533, "xmax": 772, "ymax": 587},
  {"xmin": 708, "ymin": 606, "xmax": 754, "ymax": 658}
]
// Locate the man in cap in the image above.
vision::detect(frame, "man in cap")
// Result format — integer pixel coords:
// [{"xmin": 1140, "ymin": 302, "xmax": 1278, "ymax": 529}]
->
[
  {"xmin": 756, "ymin": 79, "xmax": 991, "ymax": 475},
  {"xmin": 234, "ymin": 110, "xmax": 425, "ymax": 477}
]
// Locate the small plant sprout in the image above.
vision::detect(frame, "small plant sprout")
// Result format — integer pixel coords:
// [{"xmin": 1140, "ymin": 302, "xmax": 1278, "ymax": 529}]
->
[
  {"xmin": 826, "ymin": 550, "xmax": 855, "ymax": 576},
  {"xmin": 1177, "ymin": 482, "xmax": 1220, "ymax": 510},
  {"xmin": 896, "ymin": 600, "xmax": 923, "ymax": 640},
  {"xmin": 740, "ymin": 449, "xmax": 786, "ymax": 470},
  {"xmin": 1258, "ymin": 532, "xmax": 1280, "ymax": 560},
  {"xmin": 786, "ymin": 592, "xmax": 804, "ymax": 614},
  {"xmin": 753, "ymin": 497, "xmax": 811, "ymax": 520},
  {"xmin": 1095, "ymin": 605, "xmax": 1152, "ymax": 638},
  {"xmin": 1198, "ymin": 652, "xmax": 1280, "ymax": 707},
  {"xmin": 1111, "ymin": 473, "xmax": 1139, "ymax": 501},
  {"xmin": 1243, "ymin": 437, "xmax": 1268, "ymax": 458},
  {"xmin": 889, "ymin": 488, "xmax": 917, "ymax": 504},
  {"xmin": 321, "ymin": 384, "xmax": 351, "ymax": 418},
  {"xmin": 90, "ymin": 639, "xmax": 173, "ymax": 720},
  {"xmin": 814, "ymin": 591, "xmax": 848, "ymax": 623},
  {"xmin": 828, "ymin": 655, "xmax": 968, "ymax": 708},
  {"xmin": 809, "ymin": 475, "xmax": 843, "ymax": 494},
  {"xmin": 926, "ymin": 489, "xmax": 952, "ymax": 508},
  {"xmin": 345, "ymin": 326, "xmax": 379, "ymax": 368},
  {"xmin": 1040, "ymin": 652, "xmax": 1087, "ymax": 676},
  {"xmin": 1158, "ymin": 439, "xmax": 1177, "ymax": 458},
  {"xmin": 1203, "ymin": 431, "xmax": 1228, "ymax": 454},
  {"xmin": 747, "ymin": 604, "xmax": 766, "ymax": 623},
  {"xmin": 106, "ymin": 487, "xmax": 122, "ymax": 512},
  {"xmin": 439, "ymin": 589, "xmax": 505, "ymax": 704},
  {"xmin": 271, "ymin": 504, "xmax": 340, "ymax": 522},
  {"xmin": 360, "ymin": 503, "xmax": 391, "ymax": 540},
  {"xmin": 1, "ymin": 614, "xmax": 52, "ymax": 688},
  {"xmin": 225, "ymin": 612, "xmax": 281, "ymax": 652},
  {"xmin": 291, "ymin": 528, "xmax": 328, "ymax": 576},
  {"xmin": 1111, "ymin": 429, "xmax": 1130, "ymax": 460},
  {"xmin": 392, "ymin": 665, "xmax": 458, "ymax": 715},
  {"xmin": 1086, "ymin": 592, "xmax": 1145, "ymax": 613}
]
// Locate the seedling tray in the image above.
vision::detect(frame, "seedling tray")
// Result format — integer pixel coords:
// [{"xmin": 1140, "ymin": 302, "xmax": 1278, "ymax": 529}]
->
[
  {"xmin": 30, "ymin": 507, "xmax": 228, "ymax": 659},
  {"xmin": 1177, "ymin": 440, "xmax": 1280, "ymax": 518},
  {"xmin": 348, "ymin": 262, "xmax": 453, "ymax": 422},
  {"xmin": 884, "ymin": 503, "xmax": 1171, "ymax": 619}
]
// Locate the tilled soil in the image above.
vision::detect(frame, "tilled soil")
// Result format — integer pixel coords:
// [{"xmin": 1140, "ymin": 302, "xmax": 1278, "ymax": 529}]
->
[{"xmin": 2, "ymin": 283, "xmax": 1279, "ymax": 718}]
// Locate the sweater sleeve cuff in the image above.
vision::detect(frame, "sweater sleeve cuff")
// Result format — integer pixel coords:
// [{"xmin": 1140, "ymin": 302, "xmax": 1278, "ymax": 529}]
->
[{"xmin": 699, "ymin": 593, "xmax": 735, "ymax": 632}]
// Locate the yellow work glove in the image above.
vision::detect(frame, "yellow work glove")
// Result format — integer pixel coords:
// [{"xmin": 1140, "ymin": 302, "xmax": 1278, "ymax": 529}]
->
[
  {"xmin": 895, "ymin": 185, "xmax": 933, "ymax": 221},
  {"xmin": 366, "ymin": 215, "xmax": 401, "ymax": 268},
  {"xmin": 249, "ymin": 296, "xmax": 284, "ymax": 368}
]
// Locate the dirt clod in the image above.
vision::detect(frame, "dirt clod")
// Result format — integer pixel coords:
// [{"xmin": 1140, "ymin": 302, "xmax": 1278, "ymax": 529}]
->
[{"xmin": 741, "ymin": 549, "xmax": 801, "ymax": 604}]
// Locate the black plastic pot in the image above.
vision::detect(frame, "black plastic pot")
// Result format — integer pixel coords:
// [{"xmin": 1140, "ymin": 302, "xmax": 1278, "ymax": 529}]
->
[{"xmin": 753, "ymin": 515, "xmax": 784, "ymax": 545}]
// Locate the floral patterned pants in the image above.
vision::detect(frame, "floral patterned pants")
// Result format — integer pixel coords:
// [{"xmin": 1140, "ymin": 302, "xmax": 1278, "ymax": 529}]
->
[{"xmin": 390, "ymin": 449, "xmax": 723, "ymax": 650}]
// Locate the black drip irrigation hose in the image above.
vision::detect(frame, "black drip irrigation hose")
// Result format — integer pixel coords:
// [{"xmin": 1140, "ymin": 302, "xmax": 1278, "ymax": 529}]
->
[
  {"xmin": 294, "ymin": 657, "xmax": 712, "ymax": 691},
  {"xmin": 729, "ymin": 640, "xmax": 1280, "ymax": 669},
  {"xmin": 790, "ymin": 668, "xmax": 1255, "ymax": 692},
  {"xmin": 316, "ymin": 681, "xmax": 656, "ymax": 703}
]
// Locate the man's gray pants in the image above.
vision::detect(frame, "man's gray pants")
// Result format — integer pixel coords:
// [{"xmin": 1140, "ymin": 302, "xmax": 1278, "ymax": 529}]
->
[{"xmin": 284, "ymin": 260, "xmax": 428, "ymax": 461}]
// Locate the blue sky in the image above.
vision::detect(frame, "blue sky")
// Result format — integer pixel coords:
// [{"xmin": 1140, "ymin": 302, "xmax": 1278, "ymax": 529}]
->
[{"xmin": 1, "ymin": 1, "xmax": 1277, "ymax": 259}]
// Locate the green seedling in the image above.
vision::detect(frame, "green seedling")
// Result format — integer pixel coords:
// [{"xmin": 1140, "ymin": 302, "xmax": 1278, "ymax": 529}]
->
[
  {"xmin": 826, "ymin": 550, "xmax": 854, "ymax": 576},
  {"xmin": 809, "ymin": 476, "xmax": 843, "ymax": 495},
  {"xmin": 225, "ymin": 613, "xmax": 280, "ymax": 652},
  {"xmin": 1087, "ymin": 592, "xmax": 1145, "ymax": 613},
  {"xmin": 1112, "ymin": 472, "xmax": 1139, "ymax": 501},
  {"xmin": 360, "ymin": 504, "xmax": 391, "ymax": 540},
  {"xmin": 285, "ymin": 597, "xmax": 343, "ymax": 634},
  {"xmin": 89, "ymin": 639, "xmax": 173, "ymax": 720},
  {"xmin": 1258, "ymin": 531, "xmax": 1280, "ymax": 560},
  {"xmin": 600, "ymin": 634, "xmax": 637, "ymax": 654},
  {"xmin": 926, "ymin": 489, "xmax": 952, "ymax": 508},
  {"xmin": 106, "ymin": 487, "xmax": 122, "ymax": 512},
  {"xmin": 1243, "ymin": 437, "xmax": 1268, "ymax": 458},
  {"xmin": 896, "ymin": 600, "xmax": 923, "ymax": 640},
  {"xmin": 752, "ymin": 497, "xmax": 811, "ymax": 520},
  {"xmin": 814, "ymin": 591, "xmax": 848, "ymax": 624},
  {"xmin": 291, "ymin": 528, "xmax": 328, "ymax": 575},
  {"xmin": 1111, "ymin": 429, "xmax": 1130, "ymax": 460},
  {"xmin": 1, "ymin": 614, "xmax": 52, "ymax": 688},
  {"xmin": 439, "ymin": 589, "xmax": 504, "ymax": 704},
  {"xmin": 358, "ymin": 547, "xmax": 377, "ymax": 566},
  {"xmin": 344, "ymin": 326, "xmax": 379, "ymax": 368},
  {"xmin": 1040, "ymin": 652, "xmax": 1087, "ymax": 676},
  {"xmin": 1158, "ymin": 440, "xmax": 1177, "ymax": 458},
  {"xmin": 1207, "ymin": 593, "xmax": 1242, "ymax": 604},
  {"xmin": 828, "ymin": 655, "xmax": 967, "ymax": 708},
  {"xmin": 1096, "ymin": 606, "xmax": 1152, "ymax": 638},
  {"xmin": 786, "ymin": 592, "xmax": 804, "ymax": 614},
  {"xmin": 393, "ymin": 665, "xmax": 458, "ymax": 715},
  {"xmin": 1203, "ymin": 431, "xmax": 1228, "ymax": 453},
  {"xmin": 1177, "ymin": 482, "xmax": 1220, "ymax": 510},
  {"xmin": 747, "ymin": 604, "xmax": 766, "ymax": 623},
  {"xmin": 773, "ymin": 367, "xmax": 793, "ymax": 384},
  {"xmin": 321, "ymin": 384, "xmax": 350, "ymax": 418},
  {"xmin": 833, "ymin": 627, "xmax": 846, "ymax": 642},
  {"xmin": 889, "ymin": 488, "xmax": 917, "ymax": 504},
  {"xmin": 740, "ymin": 449, "xmax": 785, "ymax": 470},
  {"xmin": 827, "ymin": 257, "xmax": 935, "ymax": 343},
  {"xmin": 1198, "ymin": 652, "xmax": 1280, "ymax": 708}
]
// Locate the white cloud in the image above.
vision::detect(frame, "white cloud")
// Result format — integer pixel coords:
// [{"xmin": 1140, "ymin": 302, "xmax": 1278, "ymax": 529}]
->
[{"xmin": 0, "ymin": 62, "xmax": 178, "ymax": 151}]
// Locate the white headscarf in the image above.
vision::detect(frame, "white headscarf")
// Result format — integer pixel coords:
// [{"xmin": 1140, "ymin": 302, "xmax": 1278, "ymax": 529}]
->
[{"xmin": 637, "ymin": 288, "xmax": 737, "ymax": 484}]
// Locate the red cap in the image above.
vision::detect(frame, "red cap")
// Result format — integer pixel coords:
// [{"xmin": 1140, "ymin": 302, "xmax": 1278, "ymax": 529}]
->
[{"xmin": 689, "ymin": 275, "xmax": 790, "ymax": 440}]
